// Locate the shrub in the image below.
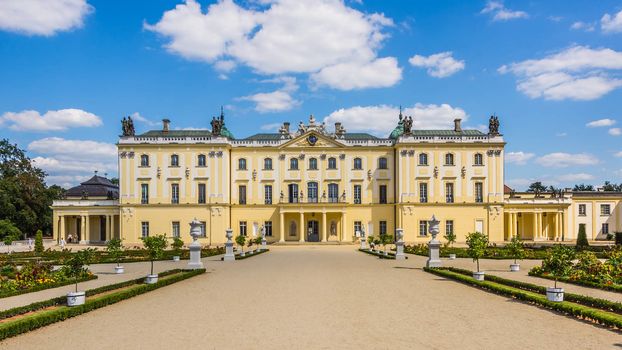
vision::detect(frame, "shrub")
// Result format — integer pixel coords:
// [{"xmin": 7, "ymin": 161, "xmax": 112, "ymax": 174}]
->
[
  {"xmin": 466, "ymin": 232, "xmax": 488, "ymax": 272},
  {"xmin": 367, "ymin": 235, "xmax": 375, "ymax": 248},
  {"xmin": 106, "ymin": 239, "xmax": 124, "ymax": 267},
  {"xmin": 235, "ymin": 235, "xmax": 246, "ymax": 253},
  {"xmin": 576, "ymin": 224, "xmax": 589, "ymax": 250},
  {"xmin": 62, "ymin": 248, "xmax": 95, "ymax": 293},
  {"xmin": 543, "ymin": 245, "xmax": 575, "ymax": 288},
  {"xmin": 0, "ymin": 220, "xmax": 21, "ymax": 252},
  {"xmin": 505, "ymin": 236, "xmax": 525, "ymax": 264},
  {"xmin": 171, "ymin": 237, "xmax": 183, "ymax": 257},
  {"xmin": 141, "ymin": 235, "xmax": 168, "ymax": 276},
  {"xmin": 34, "ymin": 230, "xmax": 44, "ymax": 254},
  {"xmin": 443, "ymin": 231, "xmax": 457, "ymax": 248},
  {"xmin": 253, "ymin": 236, "xmax": 262, "ymax": 249},
  {"xmin": 379, "ymin": 233, "xmax": 393, "ymax": 254}
]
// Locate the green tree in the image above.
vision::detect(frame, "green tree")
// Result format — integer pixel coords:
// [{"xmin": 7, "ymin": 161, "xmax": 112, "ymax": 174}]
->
[
  {"xmin": 543, "ymin": 245, "xmax": 575, "ymax": 288},
  {"xmin": 466, "ymin": 232, "xmax": 489, "ymax": 272},
  {"xmin": 141, "ymin": 235, "xmax": 168, "ymax": 275},
  {"xmin": 106, "ymin": 238, "xmax": 124, "ymax": 267},
  {"xmin": 602, "ymin": 181, "xmax": 622, "ymax": 192},
  {"xmin": 379, "ymin": 233, "xmax": 393, "ymax": 255},
  {"xmin": 572, "ymin": 183, "xmax": 594, "ymax": 191},
  {"xmin": 0, "ymin": 219, "xmax": 21, "ymax": 253},
  {"xmin": 63, "ymin": 248, "xmax": 96, "ymax": 292},
  {"xmin": 576, "ymin": 224, "xmax": 589, "ymax": 250},
  {"xmin": 443, "ymin": 231, "xmax": 457, "ymax": 248},
  {"xmin": 34, "ymin": 230, "xmax": 44, "ymax": 254},
  {"xmin": 171, "ymin": 237, "xmax": 184, "ymax": 257},
  {"xmin": 505, "ymin": 236, "xmax": 525, "ymax": 264},
  {"xmin": 235, "ymin": 235, "xmax": 246, "ymax": 254},
  {"xmin": 526, "ymin": 182, "xmax": 547, "ymax": 193}
]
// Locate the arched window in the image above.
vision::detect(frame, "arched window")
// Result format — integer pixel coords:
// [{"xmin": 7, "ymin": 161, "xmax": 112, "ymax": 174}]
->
[
  {"xmin": 308, "ymin": 182, "xmax": 318, "ymax": 203},
  {"xmin": 308, "ymin": 157, "xmax": 318, "ymax": 170},
  {"xmin": 445, "ymin": 153, "xmax": 454, "ymax": 166},
  {"xmin": 328, "ymin": 183, "xmax": 339, "ymax": 203},
  {"xmin": 264, "ymin": 158, "xmax": 273, "ymax": 170},
  {"xmin": 378, "ymin": 157, "xmax": 388, "ymax": 170},
  {"xmin": 328, "ymin": 157, "xmax": 337, "ymax": 169},
  {"xmin": 418, "ymin": 153, "xmax": 428, "ymax": 166},
  {"xmin": 171, "ymin": 154, "xmax": 179, "ymax": 167},
  {"xmin": 474, "ymin": 153, "xmax": 483, "ymax": 166},
  {"xmin": 353, "ymin": 157, "xmax": 362, "ymax": 170},
  {"xmin": 140, "ymin": 154, "xmax": 149, "ymax": 167},
  {"xmin": 197, "ymin": 154, "xmax": 206, "ymax": 167},
  {"xmin": 290, "ymin": 158, "xmax": 299, "ymax": 170},
  {"xmin": 238, "ymin": 158, "xmax": 247, "ymax": 170}
]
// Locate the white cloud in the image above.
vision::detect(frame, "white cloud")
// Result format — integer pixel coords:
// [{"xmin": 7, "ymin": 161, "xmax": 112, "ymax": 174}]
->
[
  {"xmin": 0, "ymin": 0, "xmax": 92, "ymax": 36},
  {"xmin": 505, "ymin": 151, "xmax": 535, "ymax": 165},
  {"xmin": 586, "ymin": 118, "xmax": 616, "ymax": 127},
  {"xmin": 260, "ymin": 123, "xmax": 282, "ymax": 132},
  {"xmin": 130, "ymin": 112, "xmax": 160, "ymax": 127},
  {"xmin": 609, "ymin": 127, "xmax": 621, "ymax": 136},
  {"xmin": 146, "ymin": 0, "xmax": 401, "ymax": 90},
  {"xmin": 240, "ymin": 76, "xmax": 301, "ymax": 113},
  {"xmin": 535, "ymin": 152, "xmax": 599, "ymax": 168},
  {"xmin": 570, "ymin": 21, "xmax": 595, "ymax": 32},
  {"xmin": 408, "ymin": 52, "xmax": 465, "ymax": 78},
  {"xmin": 556, "ymin": 173, "xmax": 595, "ymax": 182},
  {"xmin": 481, "ymin": 1, "xmax": 528, "ymax": 21},
  {"xmin": 0, "ymin": 108, "xmax": 102, "ymax": 132},
  {"xmin": 323, "ymin": 103, "xmax": 467, "ymax": 136},
  {"xmin": 615, "ymin": 151, "xmax": 622, "ymax": 157},
  {"xmin": 28, "ymin": 137, "xmax": 117, "ymax": 186},
  {"xmin": 499, "ymin": 45, "xmax": 622, "ymax": 100},
  {"xmin": 601, "ymin": 9, "xmax": 622, "ymax": 33}
]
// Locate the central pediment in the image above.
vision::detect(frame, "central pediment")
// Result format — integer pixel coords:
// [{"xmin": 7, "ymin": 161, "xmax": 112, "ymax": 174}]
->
[{"xmin": 279, "ymin": 131, "xmax": 345, "ymax": 149}]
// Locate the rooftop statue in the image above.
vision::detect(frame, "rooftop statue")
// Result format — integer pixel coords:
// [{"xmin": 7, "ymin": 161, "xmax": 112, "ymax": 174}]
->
[
  {"xmin": 488, "ymin": 115, "xmax": 500, "ymax": 135},
  {"xmin": 211, "ymin": 107, "xmax": 234, "ymax": 139},
  {"xmin": 121, "ymin": 116, "xmax": 135, "ymax": 136}
]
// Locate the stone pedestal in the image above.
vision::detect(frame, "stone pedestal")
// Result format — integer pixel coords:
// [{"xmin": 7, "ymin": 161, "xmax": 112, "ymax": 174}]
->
[
  {"xmin": 426, "ymin": 215, "xmax": 442, "ymax": 268},
  {"xmin": 358, "ymin": 230, "xmax": 366, "ymax": 249},
  {"xmin": 261, "ymin": 227, "xmax": 267, "ymax": 250},
  {"xmin": 395, "ymin": 228, "xmax": 405, "ymax": 260},
  {"xmin": 224, "ymin": 228, "xmax": 235, "ymax": 261},
  {"xmin": 187, "ymin": 218, "xmax": 204, "ymax": 269}
]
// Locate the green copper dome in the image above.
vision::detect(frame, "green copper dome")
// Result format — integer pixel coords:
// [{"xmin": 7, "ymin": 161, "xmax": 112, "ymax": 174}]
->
[
  {"xmin": 220, "ymin": 125, "xmax": 234, "ymax": 139},
  {"xmin": 389, "ymin": 120, "xmax": 404, "ymax": 139}
]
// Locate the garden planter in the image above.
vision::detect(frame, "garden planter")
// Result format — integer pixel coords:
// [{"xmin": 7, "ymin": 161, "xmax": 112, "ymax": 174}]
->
[
  {"xmin": 145, "ymin": 274, "xmax": 158, "ymax": 284},
  {"xmin": 173, "ymin": 256, "xmax": 180, "ymax": 262},
  {"xmin": 546, "ymin": 287, "xmax": 564, "ymax": 302},
  {"xmin": 449, "ymin": 254, "xmax": 456, "ymax": 260},
  {"xmin": 510, "ymin": 263, "xmax": 520, "ymax": 272},
  {"xmin": 472, "ymin": 271, "xmax": 485, "ymax": 281},
  {"xmin": 67, "ymin": 291, "xmax": 85, "ymax": 306},
  {"xmin": 240, "ymin": 251, "xmax": 245, "ymax": 257},
  {"xmin": 114, "ymin": 266, "xmax": 125, "ymax": 274}
]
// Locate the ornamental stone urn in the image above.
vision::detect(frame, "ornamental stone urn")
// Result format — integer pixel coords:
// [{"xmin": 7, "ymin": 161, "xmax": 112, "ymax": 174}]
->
[
  {"xmin": 187, "ymin": 218, "xmax": 204, "ymax": 270},
  {"xmin": 426, "ymin": 215, "xmax": 442, "ymax": 268},
  {"xmin": 224, "ymin": 228, "xmax": 235, "ymax": 261},
  {"xmin": 395, "ymin": 228, "xmax": 405, "ymax": 260}
]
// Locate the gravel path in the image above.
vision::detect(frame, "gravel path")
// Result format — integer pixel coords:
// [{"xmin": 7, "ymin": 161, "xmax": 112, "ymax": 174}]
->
[{"xmin": 0, "ymin": 246, "xmax": 619, "ymax": 349}]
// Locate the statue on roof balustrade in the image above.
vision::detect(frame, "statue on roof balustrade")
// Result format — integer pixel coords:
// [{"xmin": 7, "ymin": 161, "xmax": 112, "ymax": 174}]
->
[
  {"xmin": 121, "ymin": 116, "xmax": 135, "ymax": 136},
  {"xmin": 488, "ymin": 115, "xmax": 500, "ymax": 135}
]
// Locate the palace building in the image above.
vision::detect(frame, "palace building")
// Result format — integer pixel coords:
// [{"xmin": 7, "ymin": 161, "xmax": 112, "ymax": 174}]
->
[{"xmin": 52, "ymin": 112, "xmax": 622, "ymax": 245}]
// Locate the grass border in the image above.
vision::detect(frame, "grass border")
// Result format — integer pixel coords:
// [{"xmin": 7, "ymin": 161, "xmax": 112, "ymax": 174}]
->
[
  {"xmin": 221, "ymin": 249, "xmax": 269, "ymax": 261},
  {"xmin": 424, "ymin": 267, "xmax": 622, "ymax": 331},
  {"xmin": 528, "ymin": 270, "xmax": 622, "ymax": 294},
  {"xmin": 0, "ymin": 274, "xmax": 97, "ymax": 299},
  {"xmin": 358, "ymin": 248, "xmax": 404, "ymax": 260},
  {"xmin": 0, "ymin": 268, "xmax": 205, "ymax": 341}
]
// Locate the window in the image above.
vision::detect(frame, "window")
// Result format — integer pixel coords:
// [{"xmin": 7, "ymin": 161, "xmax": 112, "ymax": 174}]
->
[
  {"xmin": 264, "ymin": 185, "xmax": 272, "ymax": 204},
  {"xmin": 308, "ymin": 182, "xmax": 318, "ymax": 203},
  {"xmin": 140, "ymin": 154, "xmax": 149, "ymax": 167},
  {"xmin": 578, "ymin": 204, "xmax": 586, "ymax": 216},
  {"xmin": 198, "ymin": 183, "xmax": 206, "ymax": 204},
  {"xmin": 353, "ymin": 185, "xmax": 362, "ymax": 204},
  {"xmin": 354, "ymin": 221, "xmax": 362, "ymax": 235},
  {"xmin": 141, "ymin": 222, "xmax": 149, "ymax": 238},
  {"xmin": 171, "ymin": 184, "xmax": 179, "ymax": 204},
  {"xmin": 308, "ymin": 158, "xmax": 318, "ymax": 170},
  {"xmin": 353, "ymin": 157, "xmax": 362, "ymax": 170},
  {"xmin": 419, "ymin": 220, "xmax": 428, "ymax": 236},
  {"xmin": 445, "ymin": 153, "xmax": 454, "ymax": 166},
  {"xmin": 418, "ymin": 153, "xmax": 428, "ymax": 166},
  {"xmin": 475, "ymin": 182, "xmax": 483, "ymax": 203},
  {"xmin": 602, "ymin": 223, "xmax": 609, "ymax": 235},
  {"xmin": 199, "ymin": 221, "xmax": 206, "ymax": 237},
  {"xmin": 141, "ymin": 184, "xmax": 149, "ymax": 204},
  {"xmin": 238, "ymin": 158, "xmax": 247, "ymax": 170},
  {"xmin": 288, "ymin": 184, "xmax": 299, "ymax": 203},
  {"xmin": 172, "ymin": 221, "xmax": 180, "ymax": 238},
  {"xmin": 264, "ymin": 221, "xmax": 273, "ymax": 237},
  {"xmin": 446, "ymin": 220, "xmax": 454, "ymax": 236},
  {"xmin": 328, "ymin": 183, "xmax": 339, "ymax": 203},
  {"xmin": 474, "ymin": 153, "xmax": 483, "ymax": 166},
  {"xmin": 328, "ymin": 157, "xmax": 337, "ymax": 169},
  {"xmin": 197, "ymin": 154, "xmax": 206, "ymax": 167},
  {"xmin": 378, "ymin": 157, "xmax": 388, "ymax": 169},
  {"xmin": 601, "ymin": 204, "xmax": 611, "ymax": 216},
  {"xmin": 379, "ymin": 221, "xmax": 387, "ymax": 235},
  {"xmin": 290, "ymin": 158, "xmax": 298, "ymax": 170},
  {"xmin": 264, "ymin": 158, "xmax": 273, "ymax": 170},
  {"xmin": 445, "ymin": 183, "xmax": 454, "ymax": 203},
  {"xmin": 239, "ymin": 221, "xmax": 247, "ymax": 236},
  {"xmin": 419, "ymin": 183, "xmax": 428, "ymax": 203},
  {"xmin": 171, "ymin": 154, "xmax": 179, "ymax": 167},
  {"xmin": 239, "ymin": 185, "xmax": 247, "ymax": 204},
  {"xmin": 379, "ymin": 185, "xmax": 387, "ymax": 204}
]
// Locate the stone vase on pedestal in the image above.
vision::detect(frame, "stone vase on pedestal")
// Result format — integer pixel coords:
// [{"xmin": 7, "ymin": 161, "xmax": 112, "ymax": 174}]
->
[
  {"xmin": 426, "ymin": 215, "xmax": 442, "ymax": 268},
  {"xmin": 224, "ymin": 228, "xmax": 235, "ymax": 261},
  {"xmin": 395, "ymin": 228, "xmax": 405, "ymax": 260},
  {"xmin": 187, "ymin": 218, "xmax": 204, "ymax": 270}
]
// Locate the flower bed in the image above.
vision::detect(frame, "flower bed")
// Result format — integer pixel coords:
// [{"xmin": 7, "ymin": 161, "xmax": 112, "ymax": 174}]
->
[
  {"xmin": 424, "ymin": 267, "xmax": 622, "ymax": 330},
  {"xmin": 0, "ymin": 268, "xmax": 205, "ymax": 341},
  {"xmin": 358, "ymin": 249, "xmax": 400, "ymax": 259},
  {"xmin": 405, "ymin": 244, "xmax": 610, "ymax": 260}
]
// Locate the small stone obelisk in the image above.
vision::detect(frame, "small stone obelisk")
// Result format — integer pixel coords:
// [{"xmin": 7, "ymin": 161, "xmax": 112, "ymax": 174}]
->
[
  {"xmin": 395, "ymin": 228, "xmax": 405, "ymax": 260},
  {"xmin": 426, "ymin": 215, "xmax": 442, "ymax": 268},
  {"xmin": 187, "ymin": 218, "xmax": 204, "ymax": 269},
  {"xmin": 224, "ymin": 228, "xmax": 235, "ymax": 261}
]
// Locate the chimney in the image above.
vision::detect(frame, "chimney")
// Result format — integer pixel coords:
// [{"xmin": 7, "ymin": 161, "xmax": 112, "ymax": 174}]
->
[
  {"xmin": 454, "ymin": 118, "xmax": 462, "ymax": 132},
  {"xmin": 283, "ymin": 122, "xmax": 290, "ymax": 133},
  {"xmin": 162, "ymin": 119, "xmax": 170, "ymax": 133}
]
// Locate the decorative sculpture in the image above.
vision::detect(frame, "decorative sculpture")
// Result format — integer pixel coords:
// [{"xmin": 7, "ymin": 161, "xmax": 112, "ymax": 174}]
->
[
  {"xmin": 224, "ymin": 228, "xmax": 235, "ymax": 261},
  {"xmin": 426, "ymin": 215, "xmax": 442, "ymax": 267},
  {"xmin": 187, "ymin": 218, "xmax": 204, "ymax": 269},
  {"xmin": 488, "ymin": 115, "xmax": 500, "ymax": 135},
  {"xmin": 121, "ymin": 116, "xmax": 135, "ymax": 136},
  {"xmin": 359, "ymin": 226, "xmax": 366, "ymax": 249},
  {"xmin": 395, "ymin": 228, "xmax": 405, "ymax": 260},
  {"xmin": 261, "ymin": 225, "xmax": 267, "ymax": 250}
]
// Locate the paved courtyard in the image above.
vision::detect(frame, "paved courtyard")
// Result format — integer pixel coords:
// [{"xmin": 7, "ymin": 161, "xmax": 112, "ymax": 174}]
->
[{"xmin": 1, "ymin": 246, "xmax": 620, "ymax": 349}]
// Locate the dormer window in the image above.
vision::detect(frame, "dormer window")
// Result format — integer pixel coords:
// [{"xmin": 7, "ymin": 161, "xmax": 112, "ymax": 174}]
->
[
  {"xmin": 238, "ymin": 158, "xmax": 247, "ymax": 170},
  {"xmin": 170, "ymin": 154, "xmax": 179, "ymax": 167}
]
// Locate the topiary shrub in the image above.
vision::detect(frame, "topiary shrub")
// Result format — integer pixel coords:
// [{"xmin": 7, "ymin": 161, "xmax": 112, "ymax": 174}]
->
[
  {"xmin": 466, "ymin": 232, "xmax": 488, "ymax": 272},
  {"xmin": 505, "ymin": 236, "xmax": 525, "ymax": 264},
  {"xmin": 34, "ymin": 230, "xmax": 44, "ymax": 254},
  {"xmin": 576, "ymin": 224, "xmax": 589, "ymax": 250},
  {"xmin": 543, "ymin": 245, "xmax": 575, "ymax": 288},
  {"xmin": 141, "ymin": 235, "xmax": 168, "ymax": 276},
  {"xmin": 615, "ymin": 232, "xmax": 622, "ymax": 246}
]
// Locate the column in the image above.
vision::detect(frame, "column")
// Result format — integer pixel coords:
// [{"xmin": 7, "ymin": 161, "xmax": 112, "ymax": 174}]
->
[
  {"xmin": 321, "ymin": 212, "xmax": 327, "ymax": 242},
  {"xmin": 105, "ymin": 215, "xmax": 110, "ymax": 241},
  {"xmin": 341, "ymin": 211, "xmax": 348, "ymax": 242},
  {"xmin": 532, "ymin": 213, "xmax": 537, "ymax": 240},
  {"xmin": 84, "ymin": 215, "xmax": 90, "ymax": 244},
  {"xmin": 59, "ymin": 216, "xmax": 66, "ymax": 242},
  {"xmin": 555, "ymin": 212, "xmax": 561, "ymax": 241},
  {"xmin": 537, "ymin": 213, "xmax": 543, "ymax": 240},
  {"xmin": 279, "ymin": 212, "xmax": 285, "ymax": 242},
  {"xmin": 511, "ymin": 213, "xmax": 516, "ymax": 238},
  {"xmin": 299, "ymin": 212, "xmax": 305, "ymax": 242}
]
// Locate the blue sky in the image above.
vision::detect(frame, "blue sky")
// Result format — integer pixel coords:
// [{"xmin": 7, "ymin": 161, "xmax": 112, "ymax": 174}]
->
[{"xmin": 0, "ymin": 0, "xmax": 621, "ymax": 189}]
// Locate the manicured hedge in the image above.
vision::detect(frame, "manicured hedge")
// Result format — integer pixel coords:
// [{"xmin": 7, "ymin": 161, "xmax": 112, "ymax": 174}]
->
[
  {"xmin": 405, "ymin": 245, "xmax": 610, "ymax": 260},
  {"xmin": 223, "ymin": 249, "xmax": 269, "ymax": 260},
  {"xmin": 0, "ymin": 268, "xmax": 205, "ymax": 341},
  {"xmin": 424, "ymin": 267, "xmax": 622, "ymax": 330},
  {"xmin": 440, "ymin": 267, "xmax": 622, "ymax": 314},
  {"xmin": 528, "ymin": 270, "xmax": 622, "ymax": 293},
  {"xmin": 0, "ymin": 274, "xmax": 97, "ymax": 299},
  {"xmin": 358, "ymin": 249, "xmax": 402, "ymax": 259}
]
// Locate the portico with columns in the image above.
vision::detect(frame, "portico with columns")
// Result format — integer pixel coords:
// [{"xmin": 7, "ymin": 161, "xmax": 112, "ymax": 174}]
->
[
  {"xmin": 278, "ymin": 208, "xmax": 348, "ymax": 243},
  {"xmin": 504, "ymin": 190, "xmax": 571, "ymax": 241}
]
